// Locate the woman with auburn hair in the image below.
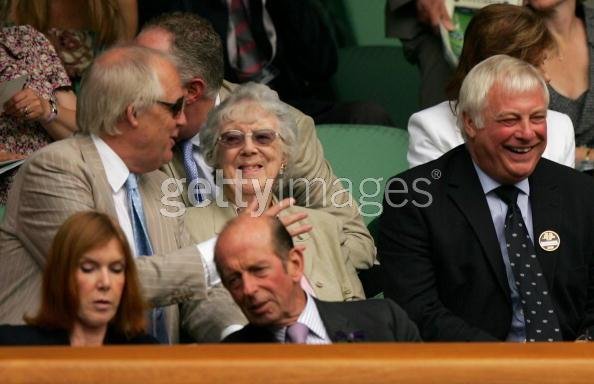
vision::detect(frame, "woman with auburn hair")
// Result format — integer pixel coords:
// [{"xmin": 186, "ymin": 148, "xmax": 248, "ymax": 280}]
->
[
  {"xmin": 407, "ymin": 3, "xmax": 575, "ymax": 168},
  {"xmin": 0, "ymin": 211, "xmax": 156, "ymax": 346}
]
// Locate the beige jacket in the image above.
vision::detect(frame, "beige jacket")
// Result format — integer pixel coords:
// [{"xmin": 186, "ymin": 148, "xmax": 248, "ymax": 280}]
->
[
  {"xmin": 161, "ymin": 81, "xmax": 376, "ymax": 270},
  {"xmin": 185, "ymin": 202, "xmax": 365, "ymax": 301},
  {"xmin": 0, "ymin": 135, "xmax": 245, "ymax": 342}
]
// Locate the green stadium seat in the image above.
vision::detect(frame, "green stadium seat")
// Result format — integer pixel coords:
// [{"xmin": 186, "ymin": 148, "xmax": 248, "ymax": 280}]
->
[
  {"xmin": 330, "ymin": 46, "xmax": 420, "ymax": 128},
  {"xmin": 316, "ymin": 123, "xmax": 409, "ymax": 298},
  {"xmin": 322, "ymin": 0, "xmax": 400, "ymax": 47},
  {"xmin": 315, "ymin": 123, "xmax": 409, "ymax": 226}
]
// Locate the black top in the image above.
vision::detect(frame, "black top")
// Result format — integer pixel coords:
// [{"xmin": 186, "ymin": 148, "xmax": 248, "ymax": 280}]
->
[{"xmin": 0, "ymin": 324, "xmax": 158, "ymax": 346}]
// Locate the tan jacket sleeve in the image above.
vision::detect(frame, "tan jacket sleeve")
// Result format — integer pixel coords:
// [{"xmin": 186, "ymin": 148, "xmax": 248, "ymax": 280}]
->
[{"xmin": 287, "ymin": 109, "xmax": 376, "ymax": 269}]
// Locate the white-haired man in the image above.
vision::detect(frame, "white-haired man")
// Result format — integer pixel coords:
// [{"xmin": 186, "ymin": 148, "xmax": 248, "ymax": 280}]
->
[
  {"xmin": 0, "ymin": 45, "xmax": 246, "ymax": 343},
  {"xmin": 379, "ymin": 55, "xmax": 594, "ymax": 342}
]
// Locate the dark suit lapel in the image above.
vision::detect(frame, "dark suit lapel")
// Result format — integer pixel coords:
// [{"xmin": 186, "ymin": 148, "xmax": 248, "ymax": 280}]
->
[
  {"xmin": 315, "ymin": 300, "xmax": 359, "ymax": 342},
  {"xmin": 224, "ymin": 324, "xmax": 278, "ymax": 343},
  {"xmin": 528, "ymin": 161, "xmax": 560, "ymax": 290},
  {"xmin": 446, "ymin": 146, "xmax": 511, "ymax": 299}
]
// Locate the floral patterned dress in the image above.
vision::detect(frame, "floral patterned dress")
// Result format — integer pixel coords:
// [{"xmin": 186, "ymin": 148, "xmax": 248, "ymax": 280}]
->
[
  {"xmin": 45, "ymin": 28, "xmax": 94, "ymax": 84},
  {"xmin": 0, "ymin": 25, "xmax": 71, "ymax": 204}
]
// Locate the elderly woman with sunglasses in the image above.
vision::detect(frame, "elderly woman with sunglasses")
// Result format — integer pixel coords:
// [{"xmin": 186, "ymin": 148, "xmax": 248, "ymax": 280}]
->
[{"xmin": 184, "ymin": 82, "xmax": 365, "ymax": 302}]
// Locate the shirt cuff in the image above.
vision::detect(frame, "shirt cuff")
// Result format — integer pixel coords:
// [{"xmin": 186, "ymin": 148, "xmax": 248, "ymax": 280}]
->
[
  {"xmin": 221, "ymin": 324, "xmax": 245, "ymax": 340},
  {"xmin": 196, "ymin": 236, "xmax": 221, "ymax": 288}
]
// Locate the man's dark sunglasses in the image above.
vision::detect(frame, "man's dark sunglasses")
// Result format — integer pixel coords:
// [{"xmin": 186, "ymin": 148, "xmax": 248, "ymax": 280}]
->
[{"xmin": 156, "ymin": 96, "xmax": 185, "ymax": 117}]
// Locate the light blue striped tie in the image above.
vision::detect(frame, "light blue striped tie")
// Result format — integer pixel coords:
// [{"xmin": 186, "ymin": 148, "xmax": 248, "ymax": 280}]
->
[
  {"xmin": 180, "ymin": 139, "xmax": 204, "ymax": 204},
  {"xmin": 125, "ymin": 173, "xmax": 169, "ymax": 344}
]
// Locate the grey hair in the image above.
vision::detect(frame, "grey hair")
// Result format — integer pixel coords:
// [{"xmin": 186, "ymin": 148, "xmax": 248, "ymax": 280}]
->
[
  {"xmin": 141, "ymin": 12, "xmax": 224, "ymax": 97},
  {"xmin": 456, "ymin": 54, "xmax": 549, "ymax": 135},
  {"xmin": 77, "ymin": 45, "xmax": 173, "ymax": 136},
  {"xmin": 200, "ymin": 82, "xmax": 297, "ymax": 174}
]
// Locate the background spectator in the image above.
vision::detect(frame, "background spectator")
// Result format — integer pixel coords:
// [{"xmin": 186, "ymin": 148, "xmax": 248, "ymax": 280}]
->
[
  {"xmin": 4, "ymin": 0, "xmax": 137, "ymax": 87},
  {"xmin": 527, "ymin": 0, "xmax": 594, "ymax": 167},
  {"xmin": 139, "ymin": 1, "xmax": 394, "ymax": 126},
  {"xmin": 0, "ymin": 24, "xmax": 77, "ymax": 211},
  {"xmin": 406, "ymin": 4, "xmax": 575, "ymax": 169},
  {"xmin": 385, "ymin": 0, "xmax": 453, "ymax": 109}
]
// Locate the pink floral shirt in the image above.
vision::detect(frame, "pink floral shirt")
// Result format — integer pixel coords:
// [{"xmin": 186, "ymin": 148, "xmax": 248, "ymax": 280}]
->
[
  {"xmin": 0, "ymin": 25, "xmax": 71, "ymax": 204},
  {"xmin": 45, "ymin": 28, "xmax": 94, "ymax": 81}
]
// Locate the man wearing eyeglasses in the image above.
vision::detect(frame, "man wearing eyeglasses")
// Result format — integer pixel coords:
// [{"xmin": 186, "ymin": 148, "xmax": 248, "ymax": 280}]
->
[
  {"xmin": 0, "ymin": 45, "xmax": 249, "ymax": 343},
  {"xmin": 136, "ymin": 12, "xmax": 376, "ymax": 275}
]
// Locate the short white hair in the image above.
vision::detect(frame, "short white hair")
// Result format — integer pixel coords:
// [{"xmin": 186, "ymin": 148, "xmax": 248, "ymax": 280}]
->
[
  {"xmin": 456, "ymin": 54, "xmax": 549, "ymax": 134},
  {"xmin": 200, "ymin": 82, "xmax": 297, "ymax": 172},
  {"xmin": 77, "ymin": 45, "xmax": 175, "ymax": 136}
]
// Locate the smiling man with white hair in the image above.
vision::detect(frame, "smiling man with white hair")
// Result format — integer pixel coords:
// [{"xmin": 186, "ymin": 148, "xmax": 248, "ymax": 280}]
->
[
  {"xmin": 0, "ymin": 45, "xmax": 246, "ymax": 343},
  {"xmin": 379, "ymin": 54, "xmax": 594, "ymax": 342}
]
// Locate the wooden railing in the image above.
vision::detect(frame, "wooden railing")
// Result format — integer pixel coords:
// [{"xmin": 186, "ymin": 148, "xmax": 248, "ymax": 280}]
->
[{"xmin": 1, "ymin": 343, "xmax": 594, "ymax": 384}]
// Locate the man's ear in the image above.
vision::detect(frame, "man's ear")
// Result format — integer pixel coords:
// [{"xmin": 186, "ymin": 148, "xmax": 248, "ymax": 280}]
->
[
  {"xmin": 286, "ymin": 248, "xmax": 304, "ymax": 283},
  {"xmin": 185, "ymin": 77, "xmax": 208, "ymax": 104},
  {"xmin": 125, "ymin": 105, "xmax": 139, "ymax": 128},
  {"xmin": 462, "ymin": 111, "xmax": 478, "ymax": 140}
]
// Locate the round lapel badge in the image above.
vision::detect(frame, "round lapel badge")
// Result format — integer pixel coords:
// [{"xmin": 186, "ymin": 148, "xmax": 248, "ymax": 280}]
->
[{"xmin": 538, "ymin": 230, "xmax": 560, "ymax": 252}]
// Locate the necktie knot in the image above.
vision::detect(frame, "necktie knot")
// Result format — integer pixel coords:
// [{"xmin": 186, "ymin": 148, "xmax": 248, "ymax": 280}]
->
[
  {"xmin": 125, "ymin": 173, "xmax": 139, "ymax": 192},
  {"xmin": 180, "ymin": 139, "xmax": 205, "ymax": 204},
  {"xmin": 285, "ymin": 322, "xmax": 309, "ymax": 344},
  {"xmin": 180, "ymin": 139, "xmax": 194, "ymax": 158},
  {"xmin": 494, "ymin": 185, "xmax": 520, "ymax": 205}
]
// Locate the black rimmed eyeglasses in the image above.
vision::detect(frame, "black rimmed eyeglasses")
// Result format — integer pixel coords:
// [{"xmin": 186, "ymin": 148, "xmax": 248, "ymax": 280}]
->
[
  {"xmin": 217, "ymin": 129, "xmax": 281, "ymax": 148},
  {"xmin": 156, "ymin": 95, "xmax": 185, "ymax": 118}
]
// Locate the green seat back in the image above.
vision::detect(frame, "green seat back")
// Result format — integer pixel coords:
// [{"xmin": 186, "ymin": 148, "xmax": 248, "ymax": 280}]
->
[
  {"xmin": 315, "ymin": 124, "xmax": 409, "ymax": 225},
  {"xmin": 323, "ymin": 0, "xmax": 399, "ymax": 47},
  {"xmin": 331, "ymin": 46, "xmax": 420, "ymax": 128},
  {"xmin": 344, "ymin": 0, "xmax": 400, "ymax": 46}
]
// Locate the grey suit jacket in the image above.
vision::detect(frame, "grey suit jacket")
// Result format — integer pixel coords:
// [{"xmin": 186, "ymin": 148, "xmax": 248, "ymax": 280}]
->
[
  {"xmin": 161, "ymin": 80, "xmax": 376, "ymax": 270},
  {"xmin": 185, "ymin": 203, "xmax": 365, "ymax": 301},
  {"xmin": 0, "ymin": 135, "xmax": 245, "ymax": 342},
  {"xmin": 223, "ymin": 298, "xmax": 421, "ymax": 342},
  {"xmin": 385, "ymin": 0, "xmax": 425, "ymax": 39}
]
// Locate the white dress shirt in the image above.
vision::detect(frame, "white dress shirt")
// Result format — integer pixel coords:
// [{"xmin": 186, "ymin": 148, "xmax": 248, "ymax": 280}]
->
[
  {"xmin": 91, "ymin": 135, "xmax": 221, "ymax": 287},
  {"xmin": 274, "ymin": 293, "xmax": 331, "ymax": 344},
  {"xmin": 473, "ymin": 163, "xmax": 531, "ymax": 342},
  {"xmin": 91, "ymin": 134, "xmax": 137, "ymax": 255}
]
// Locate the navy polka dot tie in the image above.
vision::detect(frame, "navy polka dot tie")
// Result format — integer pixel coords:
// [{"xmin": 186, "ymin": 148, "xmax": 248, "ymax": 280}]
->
[{"xmin": 495, "ymin": 185, "xmax": 562, "ymax": 342}]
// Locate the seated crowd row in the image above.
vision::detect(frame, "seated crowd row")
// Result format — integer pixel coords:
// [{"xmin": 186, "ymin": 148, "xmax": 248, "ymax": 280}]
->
[{"xmin": 0, "ymin": 7, "xmax": 594, "ymax": 345}]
